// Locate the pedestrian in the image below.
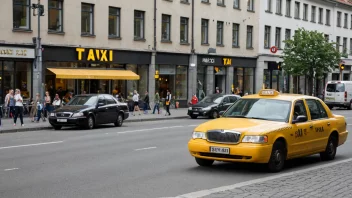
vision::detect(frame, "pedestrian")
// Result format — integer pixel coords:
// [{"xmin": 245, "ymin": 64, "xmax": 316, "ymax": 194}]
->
[
  {"xmin": 132, "ymin": 90, "xmax": 141, "ymax": 116},
  {"xmin": 36, "ymin": 100, "xmax": 43, "ymax": 123},
  {"xmin": 215, "ymin": 87, "xmax": 220, "ymax": 94},
  {"xmin": 191, "ymin": 94, "xmax": 198, "ymax": 105},
  {"xmin": 165, "ymin": 90, "xmax": 171, "ymax": 116},
  {"xmin": 143, "ymin": 91, "xmax": 149, "ymax": 114},
  {"xmin": 152, "ymin": 92, "xmax": 160, "ymax": 114},
  {"xmin": 52, "ymin": 94, "xmax": 61, "ymax": 110},
  {"xmin": 30, "ymin": 93, "xmax": 40, "ymax": 122},
  {"xmin": 9, "ymin": 90, "xmax": 15, "ymax": 118},
  {"xmin": 13, "ymin": 89, "xmax": 24, "ymax": 127},
  {"xmin": 44, "ymin": 91, "xmax": 51, "ymax": 120}
]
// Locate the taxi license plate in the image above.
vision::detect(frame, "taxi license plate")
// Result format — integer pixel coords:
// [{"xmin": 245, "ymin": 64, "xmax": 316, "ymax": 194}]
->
[
  {"xmin": 210, "ymin": 146, "xmax": 230, "ymax": 154},
  {"xmin": 57, "ymin": 119, "xmax": 67, "ymax": 122}
]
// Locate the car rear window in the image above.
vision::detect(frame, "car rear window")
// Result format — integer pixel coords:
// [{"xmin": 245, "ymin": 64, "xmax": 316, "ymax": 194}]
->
[{"xmin": 326, "ymin": 83, "xmax": 345, "ymax": 92}]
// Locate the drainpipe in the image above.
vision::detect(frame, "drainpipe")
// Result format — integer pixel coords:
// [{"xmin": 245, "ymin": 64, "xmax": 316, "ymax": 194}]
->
[
  {"xmin": 153, "ymin": 0, "xmax": 157, "ymax": 51},
  {"xmin": 149, "ymin": 0, "xmax": 157, "ymax": 107},
  {"xmin": 191, "ymin": 0, "xmax": 195, "ymax": 54}
]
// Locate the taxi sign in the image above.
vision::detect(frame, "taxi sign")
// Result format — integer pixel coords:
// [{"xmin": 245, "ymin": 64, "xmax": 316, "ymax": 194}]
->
[{"xmin": 258, "ymin": 89, "xmax": 279, "ymax": 96}]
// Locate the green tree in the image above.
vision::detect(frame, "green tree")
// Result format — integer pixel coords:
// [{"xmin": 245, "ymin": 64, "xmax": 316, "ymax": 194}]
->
[{"xmin": 282, "ymin": 28, "xmax": 341, "ymax": 95}]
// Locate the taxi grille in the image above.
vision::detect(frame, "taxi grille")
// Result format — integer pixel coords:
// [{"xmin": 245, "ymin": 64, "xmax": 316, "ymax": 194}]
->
[{"xmin": 207, "ymin": 130, "xmax": 241, "ymax": 144}]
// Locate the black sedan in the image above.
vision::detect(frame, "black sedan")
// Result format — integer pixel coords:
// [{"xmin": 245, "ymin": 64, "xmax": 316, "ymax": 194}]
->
[
  {"xmin": 188, "ymin": 94, "xmax": 240, "ymax": 119},
  {"xmin": 49, "ymin": 94, "xmax": 129, "ymax": 130}
]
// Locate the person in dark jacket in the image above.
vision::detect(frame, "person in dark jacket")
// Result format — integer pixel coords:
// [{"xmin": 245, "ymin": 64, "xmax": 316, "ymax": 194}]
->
[{"xmin": 143, "ymin": 91, "xmax": 149, "ymax": 114}]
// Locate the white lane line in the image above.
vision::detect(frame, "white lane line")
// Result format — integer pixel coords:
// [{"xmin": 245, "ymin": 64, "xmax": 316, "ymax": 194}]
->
[
  {"xmin": 134, "ymin": 147, "xmax": 157, "ymax": 151},
  {"xmin": 4, "ymin": 168, "xmax": 19, "ymax": 171},
  {"xmin": 117, "ymin": 126, "xmax": 184, "ymax": 134},
  {"xmin": 173, "ymin": 158, "xmax": 352, "ymax": 198},
  {"xmin": 0, "ymin": 141, "xmax": 64, "ymax": 150},
  {"xmin": 188, "ymin": 125, "xmax": 198, "ymax": 127},
  {"xmin": 347, "ymin": 124, "xmax": 352, "ymax": 126}
]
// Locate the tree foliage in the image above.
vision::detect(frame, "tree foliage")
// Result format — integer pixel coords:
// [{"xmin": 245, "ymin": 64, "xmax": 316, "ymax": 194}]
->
[{"xmin": 282, "ymin": 28, "xmax": 341, "ymax": 94}]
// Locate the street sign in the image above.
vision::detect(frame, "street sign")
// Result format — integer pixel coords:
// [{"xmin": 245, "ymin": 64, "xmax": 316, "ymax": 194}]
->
[{"xmin": 270, "ymin": 46, "xmax": 278, "ymax": 53}]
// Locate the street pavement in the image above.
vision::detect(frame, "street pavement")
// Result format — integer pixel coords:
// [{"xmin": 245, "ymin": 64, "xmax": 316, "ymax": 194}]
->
[
  {"xmin": 0, "ymin": 108, "xmax": 189, "ymax": 133},
  {"xmin": 0, "ymin": 109, "xmax": 351, "ymax": 198}
]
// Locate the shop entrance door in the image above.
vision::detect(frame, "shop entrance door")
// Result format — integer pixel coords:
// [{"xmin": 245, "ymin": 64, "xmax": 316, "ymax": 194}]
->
[
  {"xmin": 263, "ymin": 62, "xmax": 284, "ymax": 92},
  {"xmin": 79, "ymin": 80, "xmax": 110, "ymax": 94},
  {"xmin": 214, "ymin": 66, "xmax": 226, "ymax": 93}
]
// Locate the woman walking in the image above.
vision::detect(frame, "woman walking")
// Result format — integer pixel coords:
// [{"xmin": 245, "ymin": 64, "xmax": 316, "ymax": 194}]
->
[
  {"xmin": 30, "ymin": 93, "xmax": 40, "ymax": 122},
  {"xmin": 132, "ymin": 90, "xmax": 141, "ymax": 116},
  {"xmin": 13, "ymin": 89, "xmax": 24, "ymax": 127},
  {"xmin": 152, "ymin": 92, "xmax": 160, "ymax": 114},
  {"xmin": 165, "ymin": 90, "xmax": 171, "ymax": 116},
  {"xmin": 44, "ymin": 91, "xmax": 51, "ymax": 120}
]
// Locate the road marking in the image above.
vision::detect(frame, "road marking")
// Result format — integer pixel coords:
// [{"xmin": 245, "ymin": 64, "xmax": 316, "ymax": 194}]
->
[
  {"xmin": 0, "ymin": 141, "xmax": 64, "ymax": 150},
  {"xmin": 4, "ymin": 168, "xmax": 19, "ymax": 171},
  {"xmin": 117, "ymin": 126, "xmax": 184, "ymax": 134},
  {"xmin": 188, "ymin": 125, "xmax": 198, "ymax": 127},
  {"xmin": 135, "ymin": 147, "xmax": 157, "ymax": 151},
  {"xmin": 173, "ymin": 158, "xmax": 352, "ymax": 198}
]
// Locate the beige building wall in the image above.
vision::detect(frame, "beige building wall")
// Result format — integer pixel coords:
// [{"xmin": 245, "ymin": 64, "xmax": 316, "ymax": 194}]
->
[{"xmin": 0, "ymin": 0, "xmax": 259, "ymax": 57}]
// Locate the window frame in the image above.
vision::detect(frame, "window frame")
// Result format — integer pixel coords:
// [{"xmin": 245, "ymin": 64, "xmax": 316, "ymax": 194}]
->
[
  {"xmin": 292, "ymin": 100, "xmax": 308, "ymax": 121},
  {"xmin": 275, "ymin": 27, "xmax": 281, "ymax": 49},
  {"xmin": 217, "ymin": 0, "xmax": 225, "ymax": 6},
  {"xmin": 344, "ymin": 13, "xmax": 348, "ymax": 28},
  {"xmin": 232, "ymin": 23, "xmax": 239, "ymax": 47},
  {"xmin": 303, "ymin": 4, "xmax": 308, "ymax": 20},
  {"xmin": 247, "ymin": 0, "xmax": 254, "ymax": 11},
  {"xmin": 108, "ymin": 6, "xmax": 121, "ymax": 38},
  {"xmin": 233, "ymin": 0, "xmax": 240, "ymax": 9},
  {"xmin": 336, "ymin": 36, "xmax": 340, "ymax": 52},
  {"xmin": 285, "ymin": 0, "xmax": 291, "ymax": 17},
  {"xmin": 13, "ymin": 0, "xmax": 31, "ymax": 30},
  {"xmin": 201, "ymin": 19, "xmax": 209, "ymax": 44},
  {"xmin": 48, "ymin": 0, "xmax": 64, "ymax": 32},
  {"xmin": 311, "ymin": 6, "xmax": 316, "ymax": 22},
  {"xmin": 246, "ymin": 25, "xmax": 253, "ymax": 48},
  {"xmin": 337, "ymin": 11, "xmax": 341, "ymax": 27},
  {"xmin": 266, "ymin": 0, "xmax": 272, "ymax": 12},
  {"xmin": 161, "ymin": 14, "xmax": 171, "ymax": 41},
  {"xmin": 134, "ymin": 10, "xmax": 145, "ymax": 40},
  {"xmin": 216, "ymin": 21, "xmax": 224, "ymax": 45},
  {"xmin": 180, "ymin": 17, "xmax": 189, "ymax": 43},
  {"xmin": 81, "ymin": 3, "xmax": 94, "ymax": 35},
  {"xmin": 326, "ymin": 9, "xmax": 331, "ymax": 25},
  {"xmin": 318, "ymin": 8, "xmax": 323, "ymax": 24},
  {"xmin": 343, "ymin": 37, "xmax": 347, "ymax": 54},
  {"xmin": 264, "ymin": 25, "xmax": 271, "ymax": 49},
  {"xmin": 350, "ymin": 38, "xmax": 352, "ymax": 55},
  {"xmin": 276, "ymin": 0, "xmax": 282, "ymax": 14},
  {"xmin": 294, "ymin": 1, "xmax": 300, "ymax": 19}
]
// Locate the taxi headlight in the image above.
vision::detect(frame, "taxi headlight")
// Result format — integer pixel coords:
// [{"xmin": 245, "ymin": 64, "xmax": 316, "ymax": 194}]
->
[
  {"xmin": 242, "ymin": 136, "xmax": 268, "ymax": 143},
  {"xmin": 202, "ymin": 107, "xmax": 211, "ymax": 111},
  {"xmin": 50, "ymin": 113, "xmax": 56, "ymax": 117},
  {"xmin": 72, "ymin": 112, "xmax": 84, "ymax": 117},
  {"xmin": 192, "ymin": 132, "xmax": 207, "ymax": 140},
  {"xmin": 188, "ymin": 107, "xmax": 192, "ymax": 110}
]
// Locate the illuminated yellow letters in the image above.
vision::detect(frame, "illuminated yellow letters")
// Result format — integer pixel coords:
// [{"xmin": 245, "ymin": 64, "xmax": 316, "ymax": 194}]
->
[
  {"xmin": 109, "ymin": 50, "xmax": 113, "ymax": 61},
  {"xmin": 100, "ymin": 50, "xmax": 108, "ymax": 61},
  {"xmin": 76, "ymin": 48, "xmax": 85, "ymax": 60},
  {"xmin": 95, "ymin": 49, "xmax": 100, "ymax": 60},
  {"xmin": 87, "ymin": 49, "xmax": 95, "ymax": 61},
  {"xmin": 222, "ymin": 58, "xmax": 232, "ymax": 66}
]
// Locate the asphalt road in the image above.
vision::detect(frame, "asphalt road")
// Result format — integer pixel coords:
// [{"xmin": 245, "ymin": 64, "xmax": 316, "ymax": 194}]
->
[{"xmin": 0, "ymin": 110, "xmax": 352, "ymax": 198}]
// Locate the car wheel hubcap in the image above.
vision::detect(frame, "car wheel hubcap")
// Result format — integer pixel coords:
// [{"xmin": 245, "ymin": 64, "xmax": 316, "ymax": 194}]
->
[
  {"xmin": 118, "ymin": 116, "xmax": 122, "ymax": 125},
  {"xmin": 327, "ymin": 141, "xmax": 335, "ymax": 155},
  {"xmin": 213, "ymin": 112, "xmax": 217, "ymax": 118},
  {"xmin": 89, "ymin": 118, "xmax": 93, "ymax": 128},
  {"xmin": 274, "ymin": 150, "xmax": 282, "ymax": 166}
]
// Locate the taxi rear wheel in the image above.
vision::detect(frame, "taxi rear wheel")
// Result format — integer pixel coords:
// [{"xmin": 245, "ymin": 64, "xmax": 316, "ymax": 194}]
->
[
  {"xmin": 195, "ymin": 157, "xmax": 214, "ymax": 166},
  {"xmin": 267, "ymin": 141, "xmax": 286, "ymax": 173},
  {"xmin": 320, "ymin": 135, "xmax": 337, "ymax": 161}
]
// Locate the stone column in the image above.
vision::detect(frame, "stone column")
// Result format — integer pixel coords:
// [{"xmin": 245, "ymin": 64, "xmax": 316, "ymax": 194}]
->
[
  {"xmin": 206, "ymin": 66, "xmax": 214, "ymax": 95},
  {"xmin": 255, "ymin": 58, "xmax": 266, "ymax": 93},
  {"xmin": 226, "ymin": 66, "xmax": 234, "ymax": 94},
  {"xmin": 148, "ymin": 52, "xmax": 156, "ymax": 106},
  {"xmin": 188, "ymin": 54, "xmax": 197, "ymax": 101}
]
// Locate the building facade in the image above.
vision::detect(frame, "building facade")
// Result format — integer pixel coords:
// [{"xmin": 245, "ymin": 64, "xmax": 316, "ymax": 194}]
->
[
  {"xmin": 0, "ymin": 0, "xmax": 260, "ymax": 107},
  {"xmin": 257, "ymin": 0, "xmax": 352, "ymax": 95}
]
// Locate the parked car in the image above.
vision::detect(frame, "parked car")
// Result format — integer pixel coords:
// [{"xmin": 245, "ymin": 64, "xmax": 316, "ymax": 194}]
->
[
  {"xmin": 49, "ymin": 94, "xmax": 129, "ymax": 130},
  {"xmin": 188, "ymin": 94, "xmax": 241, "ymax": 119}
]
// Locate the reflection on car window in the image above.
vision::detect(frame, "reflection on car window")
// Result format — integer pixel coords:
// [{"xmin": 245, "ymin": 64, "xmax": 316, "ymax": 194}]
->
[
  {"xmin": 67, "ymin": 96, "xmax": 98, "ymax": 106},
  {"xmin": 306, "ymin": 99, "xmax": 328, "ymax": 119},
  {"xmin": 229, "ymin": 96, "xmax": 238, "ymax": 103},
  {"xmin": 105, "ymin": 96, "xmax": 116, "ymax": 104},
  {"xmin": 326, "ymin": 83, "xmax": 345, "ymax": 92},
  {"xmin": 222, "ymin": 97, "xmax": 230, "ymax": 104},
  {"xmin": 223, "ymin": 99, "xmax": 291, "ymax": 122},
  {"xmin": 199, "ymin": 95, "xmax": 223, "ymax": 104},
  {"xmin": 293, "ymin": 100, "xmax": 307, "ymax": 120}
]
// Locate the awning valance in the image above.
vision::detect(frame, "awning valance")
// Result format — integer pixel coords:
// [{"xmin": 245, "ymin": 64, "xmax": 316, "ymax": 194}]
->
[{"xmin": 47, "ymin": 68, "xmax": 140, "ymax": 80}]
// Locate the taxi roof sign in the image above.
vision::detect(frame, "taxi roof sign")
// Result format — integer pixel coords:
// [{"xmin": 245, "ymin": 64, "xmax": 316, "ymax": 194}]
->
[{"xmin": 258, "ymin": 89, "xmax": 279, "ymax": 96}]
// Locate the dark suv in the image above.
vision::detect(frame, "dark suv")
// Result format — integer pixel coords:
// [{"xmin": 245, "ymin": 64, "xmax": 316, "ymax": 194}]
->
[
  {"xmin": 49, "ymin": 94, "xmax": 129, "ymax": 130},
  {"xmin": 188, "ymin": 94, "xmax": 240, "ymax": 119}
]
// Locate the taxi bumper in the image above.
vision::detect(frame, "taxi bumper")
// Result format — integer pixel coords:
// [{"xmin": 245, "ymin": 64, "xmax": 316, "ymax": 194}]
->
[
  {"xmin": 188, "ymin": 139, "xmax": 273, "ymax": 163},
  {"xmin": 338, "ymin": 131, "xmax": 349, "ymax": 146}
]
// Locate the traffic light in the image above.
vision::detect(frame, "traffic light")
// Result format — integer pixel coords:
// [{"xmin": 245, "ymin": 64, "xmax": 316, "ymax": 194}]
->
[{"xmin": 340, "ymin": 63, "xmax": 345, "ymax": 71}]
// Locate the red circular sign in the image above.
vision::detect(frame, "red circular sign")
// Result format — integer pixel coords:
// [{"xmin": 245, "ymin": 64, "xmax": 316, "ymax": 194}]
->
[{"xmin": 270, "ymin": 46, "xmax": 278, "ymax": 53}]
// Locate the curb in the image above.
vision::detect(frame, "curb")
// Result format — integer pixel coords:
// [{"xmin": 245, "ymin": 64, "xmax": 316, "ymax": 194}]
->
[{"xmin": 0, "ymin": 116, "xmax": 190, "ymax": 134}]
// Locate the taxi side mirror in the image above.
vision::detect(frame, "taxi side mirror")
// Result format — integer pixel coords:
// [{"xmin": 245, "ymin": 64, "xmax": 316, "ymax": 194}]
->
[{"xmin": 292, "ymin": 115, "xmax": 308, "ymax": 124}]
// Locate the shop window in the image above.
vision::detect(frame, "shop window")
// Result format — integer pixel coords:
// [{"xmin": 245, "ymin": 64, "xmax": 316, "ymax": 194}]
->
[
  {"xmin": 197, "ymin": 66, "xmax": 206, "ymax": 100},
  {"xmin": 175, "ymin": 65, "xmax": 187, "ymax": 100},
  {"xmin": 81, "ymin": 3, "xmax": 94, "ymax": 35},
  {"xmin": 3, "ymin": 61, "xmax": 14, "ymax": 100},
  {"xmin": 15, "ymin": 62, "xmax": 32, "ymax": 99},
  {"xmin": 48, "ymin": 0, "xmax": 63, "ymax": 32},
  {"xmin": 137, "ymin": 65, "xmax": 148, "ymax": 96},
  {"xmin": 126, "ymin": 64, "xmax": 138, "ymax": 99},
  {"xmin": 234, "ymin": 68, "xmax": 243, "ymax": 93},
  {"xmin": 109, "ymin": 7, "xmax": 120, "ymax": 37},
  {"xmin": 55, "ymin": 79, "xmax": 75, "ymax": 99},
  {"xmin": 112, "ymin": 79, "xmax": 126, "ymax": 97},
  {"xmin": 244, "ymin": 68, "xmax": 254, "ymax": 94},
  {"xmin": 156, "ymin": 65, "xmax": 175, "ymax": 98},
  {"xmin": 13, "ymin": 0, "xmax": 31, "ymax": 29}
]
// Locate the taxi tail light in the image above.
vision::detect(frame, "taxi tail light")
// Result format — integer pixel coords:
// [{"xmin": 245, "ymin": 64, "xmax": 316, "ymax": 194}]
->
[{"xmin": 345, "ymin": 91, "xmax": 347, "ymax": 102}]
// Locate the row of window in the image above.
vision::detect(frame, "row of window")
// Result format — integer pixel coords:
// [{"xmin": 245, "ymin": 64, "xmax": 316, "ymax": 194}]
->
[
  {"xmin": 202, "ymin": 0, "xmax": 255, "ymax": 11},
  {"xmin": 266, "ymin": 0, "xmax": 352, "ymax": 29}
]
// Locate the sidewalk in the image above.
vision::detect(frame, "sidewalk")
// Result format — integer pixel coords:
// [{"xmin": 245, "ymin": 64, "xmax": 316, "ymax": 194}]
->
[{"xmin": 0, "ymin": 108, "xmax": 189, "ymax": 134}]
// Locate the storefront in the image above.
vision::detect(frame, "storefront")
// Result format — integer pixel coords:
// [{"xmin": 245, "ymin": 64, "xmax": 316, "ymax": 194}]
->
[
  {"xmin": 197, "ymin": 55, "xmax": 256, "ymax": 98},
  {"xmin": 155, "ymin": 53, "xmax": 189, "ymax": 107},
  {"xmin": 0, "ymin": 45, "xmax": 35, "ymax": 104},
  {"xmin": 42, "ymin": 46, "xmax": 151, "ymax": 102}
]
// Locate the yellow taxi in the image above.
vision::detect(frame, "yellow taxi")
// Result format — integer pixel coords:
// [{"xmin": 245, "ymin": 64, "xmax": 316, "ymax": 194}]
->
[{"xmin": 188, "ymin": 89, "xmax": 348, "ymax": 172}]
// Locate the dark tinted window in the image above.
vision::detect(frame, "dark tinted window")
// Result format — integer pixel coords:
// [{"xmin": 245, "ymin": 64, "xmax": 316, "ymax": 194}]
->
[
  {"xmin": 306, "ymin": 99, "xmax": 325, "ymax": 119},
  {"xmin": 229, "ymin": 96, "xmax": 238, "ymax": 103},
  {"xmin": 315, "ymin": 100, "xmax": 328, "ymax": 118},
  {"xmin": 222, "ymin": 97, "xmax": 230, "ymax": 103},
  {"xmin": 293, "ymin": 100, "xmax": 307, "ymax": 120},
  {"xmin": 105, "ymin": 95, "xmax": 117, "ymax": 104},
  {"xmin": 326, "ymin": 83, "xmax": 345, "ymax": 92},
  {"xmin": 98, "ymin": 96, "xmax": 106, "ymax": 105}
]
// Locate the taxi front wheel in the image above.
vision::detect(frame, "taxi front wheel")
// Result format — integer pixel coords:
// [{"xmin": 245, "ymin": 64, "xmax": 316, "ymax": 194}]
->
[
  {"xmin": 195, "ymin": 157, "xmax": 214, "ymax": 166},
  {"xmin": 267, "ymin": 141, "xmax": 286, "ymax": 173}
]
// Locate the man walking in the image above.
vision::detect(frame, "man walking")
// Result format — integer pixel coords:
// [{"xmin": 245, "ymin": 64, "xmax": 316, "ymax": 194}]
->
[
  {"xmin": 143, "ymin": 91, "xmax": 149, "ymax": 114},
  {"xmin": 152, "ymin": 92, "xmax": 160, "ymax": 114},
  {"xmin": 165, "ymin": 90, "xmax": 171, "ymax": 116}
]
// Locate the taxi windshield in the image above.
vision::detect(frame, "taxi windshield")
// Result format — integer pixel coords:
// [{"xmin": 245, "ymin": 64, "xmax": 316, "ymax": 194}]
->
[{"xmin": 223, "ymin": 99, "xmax": 291, "ymax": 122}]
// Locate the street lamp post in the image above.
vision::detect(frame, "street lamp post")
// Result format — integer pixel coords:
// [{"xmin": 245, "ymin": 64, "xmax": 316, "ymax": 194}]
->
[{"xmin": 32, "ymin": 1, "xmax": 44, "ymax": 96}]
